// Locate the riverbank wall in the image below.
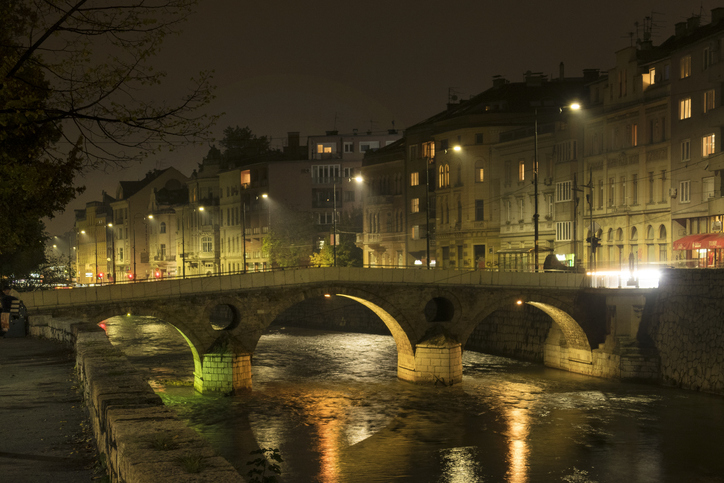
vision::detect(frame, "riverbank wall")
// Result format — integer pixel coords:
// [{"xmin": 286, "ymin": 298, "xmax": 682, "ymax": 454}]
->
[
  {"xmin": 646, "ymin": 269, "xmax": 724, "ymax": 393},
  {"xmin": 27, "ymin": 315, "xmax": 244, "ymax": 483}
]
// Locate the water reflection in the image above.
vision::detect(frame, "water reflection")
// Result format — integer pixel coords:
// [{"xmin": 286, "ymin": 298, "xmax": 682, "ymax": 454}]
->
[{"xmin": 102, "ymin": 318, "xmax": 724, "ymax": 483}]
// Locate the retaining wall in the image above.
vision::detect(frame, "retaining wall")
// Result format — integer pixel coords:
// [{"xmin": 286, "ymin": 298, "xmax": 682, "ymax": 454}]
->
[
  {"xmin": 647, "ymin": 269, "xmax": 724, "ymax": 393},
  {"xmin": 28, "ymin": 315, "xmax": 244, "ymax": 483}
]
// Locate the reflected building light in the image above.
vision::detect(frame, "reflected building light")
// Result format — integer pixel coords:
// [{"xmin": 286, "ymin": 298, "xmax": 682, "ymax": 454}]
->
[
  {"xmin": 505, "ymin": 407, "xmax": 530, "ymax": 483},
  {"xmin": 437, "ymin": 446, "xmax": 483, "ymax": 483}
]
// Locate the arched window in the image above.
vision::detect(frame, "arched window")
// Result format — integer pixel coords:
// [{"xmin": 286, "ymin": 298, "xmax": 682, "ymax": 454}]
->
[
  {"xmin": 607, "ymin": 228, "xmax": 613, "ymax": 242},
  {"xmin": 631, "ymin": 227, "xmax": 638, "ymax": 241},
  {"xmin": 646, "ymin": 225, "xmax": 654, "ymax": 240},
  {"xmin": 438, "ymin": 165, "xmax": 444, "ymax": 188},
  {"xmin": 616, "ymin": 228, "xmax": 624, "ymax": 241},
  {"xmin": 160, "ymin": 222, "xmax": 166, "ymax": 234},
  {"xmin": 444, "ymin": 164, "xmax": 450, "ymax": 187},
  {"xmin": 659, "ymin": 224, "xmax": 667, "ymax": 239}
]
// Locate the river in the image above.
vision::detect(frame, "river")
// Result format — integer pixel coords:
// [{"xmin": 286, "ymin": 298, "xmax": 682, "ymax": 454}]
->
[{"xmin": 102, "ymin": 316, "xmax": 724, "ymax": 483}]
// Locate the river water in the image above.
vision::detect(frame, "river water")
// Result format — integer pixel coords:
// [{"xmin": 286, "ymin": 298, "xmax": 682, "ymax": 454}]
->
[{"xmin": 102, "ymin": 316, "xmax": 724, "ymax": 483}]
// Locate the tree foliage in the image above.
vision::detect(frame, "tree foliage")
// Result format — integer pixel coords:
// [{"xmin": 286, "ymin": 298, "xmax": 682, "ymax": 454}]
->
[
  {"xmin": 201, "ymin": 125, "xmax": 280, "ymax": 170},
  {"xmin": 0, "ymin": 0, "xmax": 217, "ymax": 256},
  {"xmin": 262, "ymin": 206, "xmax": 315, "ymax": 269}
]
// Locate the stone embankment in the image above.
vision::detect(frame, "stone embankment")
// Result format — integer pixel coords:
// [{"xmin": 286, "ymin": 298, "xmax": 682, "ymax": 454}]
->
[
  {"xmin": 647, "ymin": 269, "xmax": 724, "ymax": 394},
  {"xmin": 29, "ymin": 315, "xmax": 243, "ymax": 483}
]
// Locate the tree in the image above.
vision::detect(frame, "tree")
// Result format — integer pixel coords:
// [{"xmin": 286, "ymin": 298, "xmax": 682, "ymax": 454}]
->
[
  {"xmin": 219, "ymin": 126, "xmax": 277, "ymax": 167},
  {"xmin": 1, "ymin": 0, "xmax": 217, "ymax": 256},
  {"xmin": 262, "ymin": 207, "xmax": 316, "ymax": 269}
]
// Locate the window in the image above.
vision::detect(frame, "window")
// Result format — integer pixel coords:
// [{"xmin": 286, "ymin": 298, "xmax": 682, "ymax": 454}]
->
[
  {"xmin": 160, "ymin": 244, "xmax": 166, "ymax": 258},
  {"xmin": 681, "ymin": 139, "xmax": 691, "ymax": 162},
  {"xmin": 680, "ymin": 55, "xmax": 691, "ymax": 78},
  {"xmin": 422, "ymin": 141, "xmax": 435, "ymax": 159},
  {"xmin": 409, "ymin": 144, "xmax": 418, "ymax": 159},
  {"xmin": 343, "ymin": 167, "xmax": 355, "ymax": 178},
  {"xmin": 680, "ymin": 180, "xmax": 691, "ymax": 203},
  {"xmin": 344, "ymin": 142, "xmax": 354, "ymax": 153},
  {"xmin": 518, "ymin": 160, "xmax": 525, "ymax": 181},
  {"xmin": 631, "ymin": 123, "xmax": 638, "ymax": 146},
  {"xmin": 159, "ymin": 222, "xmax": 166, "ymax": 234},
  {"xmin": 679, "ymin": 97, "xmax": 691, "ymax": 119},
  {"xmin": 316, "ymin": 143, "xmax": 334, "ymax": 154},
  {"xmin": 598, "ymin": 180, "xmax": 603, "ymax": 209},
  {"xmin": 703, "ymin": 134, "xmax": 716, "ymax": 157},
  {"xmin": 504, "ymin": 161, "xmax": 512, "ymax": 186},
  {"xmin": 312, "ymin": 164, "xmax": 340, "ymax": 183},
  {"xmin": 620, "ymin": 176, "xmax": 626, "ymax": 205},
  {"xmin": 440, "ymin": 139, "xmax": 449, "ymax": 151},
  {"xmin": 343, "ymin": 191, "xmax": 355, "ymax": 202},
  {"xmin": 518, "ymin": 199, "xmax": 525, "ymax": 221},
  {"xmin": 475, "ymin": 200, "xmax": 484, "ymax": 221},
  {"xmin": 703, "ymin": 177, "xmax": 715, "ymax": 200},
  {"xmin": 411, "ymin": 225, "xmax": 420, "ymax": 240},
  {"xmin": 704, "ymin": 46, "xmax": 711, "ymax": 70},
  {"xmin": 505, "ymin": 199, "xmax": 512, "ymax": 222},
  {"xmin": 609, "ymin": 178, "xmax": 615, "ymax": 206},
  {"xmin": 475, "ymin": 133, "xmax": 484, "ymax": 144},
  {"xmin": 410, "ymin": 171, "xmax": 419, "ymax": 187},
  {"xmin": 663, "ymin": 64, "xmax": 670, "ymax": 80},
  {"xmin": 359, "ymin": 141, "xmax": 380, "ymax": 152},
  {"xmin": 648, "ymin": 172, "xmax": 654, "ymax": 203},
  {"xmin": 632, "ymin": 174, "xmax": 638, "ymax": 204},
  {"xmin": 556, "ymin": 181, "xmax": 572, "ymax": 202},
  {"xmin": 547, "ymin": 194, "xmax": 553, "ymax": 217},
  {"xmin": 475, "ymin": 166, "xmax": 484, "ymax": 183},
  {"xmin": 660, "ymin": 170, "xmax": 667, "ymax": 203},
  {"xmin": 444, "ymin": 164, "xmax": 450, "ymax": 187},
  {"xmin": 411, "ymin": 198, "xmax": 420, "ymax": 213},
  {"xmin": 649, "ymin": 67, "xmax": 656, "ymax": 85},
  {"xmin": 704, "ymin": 89, "xmax": 716, "ymax": 113},
  {"xmin": 556, "ymin": 221, "xmax": 572, "ymax": 241},
  {"xmin": 202, "ymin": 237, "xmax": 213, "ymax": 252},
  {"xmin": 118, "ymin": 247, "xmax": 124, "ymax": 261},
  {"xmin": 556, "ymin": 140, "xmax": 577, "ymax": 162}
]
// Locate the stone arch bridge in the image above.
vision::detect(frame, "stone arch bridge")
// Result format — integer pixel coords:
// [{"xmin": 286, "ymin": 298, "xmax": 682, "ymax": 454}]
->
[{"xmin": 23, "ymin": 268, "xmax": 657, "ymax": 393}]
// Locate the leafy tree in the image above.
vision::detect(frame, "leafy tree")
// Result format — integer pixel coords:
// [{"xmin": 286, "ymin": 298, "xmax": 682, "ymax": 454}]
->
[
  {"xmin": 0, "ymin": 220, "xmax": 48, "ymax": 285},
  {"xmin": 1, "ymin": 0, "xmax": 217, "ymax": 256},
  {"xmin": 262, "ymin": 207, "xmax": 315, "ymax": 269},
  {"xmin": 219, "ymin": 126, "xmax": 276, "ymax": 167}
]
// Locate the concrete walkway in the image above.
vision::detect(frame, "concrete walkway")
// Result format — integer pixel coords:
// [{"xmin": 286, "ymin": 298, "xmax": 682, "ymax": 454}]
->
[{"xmin": 0, "ymin": 337, "xmax": 103, "ymax": 482}]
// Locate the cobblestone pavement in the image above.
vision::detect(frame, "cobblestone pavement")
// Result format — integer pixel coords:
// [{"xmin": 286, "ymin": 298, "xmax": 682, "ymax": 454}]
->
[{"xmin": 0, "ymin": 337, "xmax": 104, "ymax": 482}]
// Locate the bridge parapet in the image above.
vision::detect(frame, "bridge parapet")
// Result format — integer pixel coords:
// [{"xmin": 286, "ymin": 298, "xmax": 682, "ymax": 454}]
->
[{"xmin": 24, "ymin": 268, "xmax": 588, "ymax": 311}]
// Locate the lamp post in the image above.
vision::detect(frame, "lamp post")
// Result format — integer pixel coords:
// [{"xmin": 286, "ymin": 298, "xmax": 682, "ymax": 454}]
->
[
  {"xmin": 180, "ymin": 207, "xmax": 185, "ymax": 279},
  {"xmin": 107, "ymin": 223, "xmax": 115, "ymax": 284},
  {"xmin": 533, "ymin": 103, "xmax": 580, "ymax": 273}
]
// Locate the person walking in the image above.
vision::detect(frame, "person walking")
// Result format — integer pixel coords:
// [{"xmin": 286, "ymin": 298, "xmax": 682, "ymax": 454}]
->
[{"xmin": 1, "ymin": 285, "xmax": 18, "ymax": 336}]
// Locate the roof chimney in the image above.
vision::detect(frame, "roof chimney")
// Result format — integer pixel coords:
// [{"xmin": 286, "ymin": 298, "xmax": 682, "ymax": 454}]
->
[
  {"xmin": 675, "ymin": 21, "xmax": 687, "ymax": 37},
  {"xmin": 559, "ymin": 62, "xmax": 565, "ymax": 79},
  {"xmin": 492, "ymin": 75, "xmax": 508, "ymax": 88},
  {"xmin": 287, "ymin": 131, "xmax": 300, "ymax": 150},
  {"xmin": 687, "ymin": 16, "xmax": 700, "ymax": 32},
  {"xmin": 713, "ymin": 7, "xmax": 724, "ymax": 24}
]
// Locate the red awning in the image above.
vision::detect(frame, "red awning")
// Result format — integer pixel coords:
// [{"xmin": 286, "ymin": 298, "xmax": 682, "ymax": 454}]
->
[
  {"xmin": 673, "ymin": 234, "xmax": 712, "ymax": 250},
  {"xmin": 673, "ymin": 233, "xmax": 724, "ymax": 250}
]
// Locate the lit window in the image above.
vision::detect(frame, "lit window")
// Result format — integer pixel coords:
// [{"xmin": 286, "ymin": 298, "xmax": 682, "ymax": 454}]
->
[
  {"xmin": 649, "ymin": 67, "xmax": 656, "ymax": 85},
  {"xmin": 411, "ymin": 198, "xmax": 420, "ymax": 213},
  {"xmin": 679, "ymin": 97, "xmax": 691, "ymax": 119},
  {"xmin": 703, "ymin": 134, "xmax": 716, "ymax": 157},
  {"xmin": 680, "ymin": 55, "xmax": 691, "ymax": 78},
  {"xmin": 411, "ymin": 225, "xmax": 420, "ymax": 240},
  {"xmin": 631, "ymin": 123, "xmax": 638, "ymax": 146},
  {"xmin": 422, "ymin": 141, "xmax": 435, "ymax": 159},
  {"xmin": 476, "ymin": 167, "xmax": 484, "ymax": 183},
  {"xmin": 704, "ymin": 89, "xmax": 716, "ymax": 113},
  {"xmin": 410, "ymin": 172, "xmax": 419, "ymax": 186},
  {"xmin": 317, "ymin": 143, "xmax": 333, "ymax": 154},
  {"xmin": 518, "ymin": 160, "xmax": 525, "ymax": 181}
]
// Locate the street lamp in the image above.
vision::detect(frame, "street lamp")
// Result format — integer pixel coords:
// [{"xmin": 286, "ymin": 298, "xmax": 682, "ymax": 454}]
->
[
  {"xmin": 107, "ymin": 223, "xmax": 115, "ymax": 284},
  {"xmin": 533, "ymin": 103, "xmax": 580, "ymax": 272}
]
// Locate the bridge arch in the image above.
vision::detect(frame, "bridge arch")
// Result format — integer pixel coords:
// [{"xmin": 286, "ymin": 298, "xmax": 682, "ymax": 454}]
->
[{"xmin": 460, "ymin": 292, "xmax": 592, "ymax": 364}]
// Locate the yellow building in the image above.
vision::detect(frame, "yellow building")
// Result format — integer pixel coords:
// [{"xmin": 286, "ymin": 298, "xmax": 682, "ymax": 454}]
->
[{"xmin": 74, "ymin": 194, "xmax": 114, "ymax": 285}]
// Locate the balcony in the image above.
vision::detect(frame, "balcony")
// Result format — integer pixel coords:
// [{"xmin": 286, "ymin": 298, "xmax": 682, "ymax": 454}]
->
[{"xmin": 153, "ymin": 255, "xmax": 176, "ymax": 262}]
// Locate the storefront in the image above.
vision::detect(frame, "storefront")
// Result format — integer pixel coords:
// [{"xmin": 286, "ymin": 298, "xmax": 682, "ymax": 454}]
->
[{"xmin": 672, "ymin": 233, "xmax": 724, "ymax": 268}]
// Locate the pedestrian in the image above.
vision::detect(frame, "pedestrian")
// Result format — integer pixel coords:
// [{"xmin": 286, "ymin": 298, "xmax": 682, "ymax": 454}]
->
[{"xmin": 1, "ymin": 285, "xmax": 18, "ymax": 336}]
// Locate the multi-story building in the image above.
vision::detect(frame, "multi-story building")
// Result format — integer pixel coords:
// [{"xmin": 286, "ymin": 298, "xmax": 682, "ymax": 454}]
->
[
  {"xmin": 358, "ymin": 139, "xmax": 407, "ymax": 267},
  {"xmin": 667, "ymin": 10, "xmax": 724, "ymax": 268},
  {"xmin": 74, "ymin": 193, "xmax": 114, "ymax": 285},
  {"xmin": 400, "ymin": 70, "xmax": 595, "ymax": 270},
  {"xmin": 110, "ymin": 168, "xmax": 188, "ymax": 281},
  {"xmin": 183, "ymin": 162, "xmax": 221, "ymax": 277},
  {"xmin": 147, "ymin": 182, "xmax": 188, "ymax": 279}
]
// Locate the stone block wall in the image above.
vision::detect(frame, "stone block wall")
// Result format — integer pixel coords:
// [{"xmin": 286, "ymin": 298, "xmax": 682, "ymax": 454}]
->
[
  {"xmin": 28, "ymin": 315, "xmax": 244, "ymax": 482},
  {"xmin": 464, "ymin": 304, "xmax": 553, "ymax": 362},
  {"xmin": 199, "ymin": 353, "xmax": 233, "ymax": 393},
  {"xmin": 647, "ymin": 269, "xmax": 724, "ymax": 393},
  {"xmin": 412, "ymin": 341, "xmax": 463, "ymax": 385}
]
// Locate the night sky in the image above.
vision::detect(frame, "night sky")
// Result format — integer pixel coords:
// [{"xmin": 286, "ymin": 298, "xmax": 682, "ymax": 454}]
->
[{"xmin": 46, "ymin": 0, "xmax": 716, "ymax": 235}]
